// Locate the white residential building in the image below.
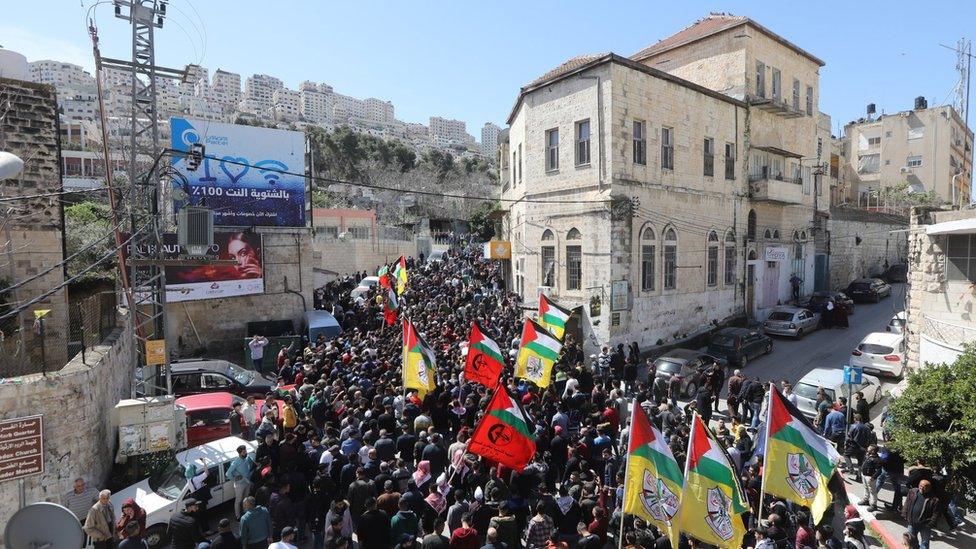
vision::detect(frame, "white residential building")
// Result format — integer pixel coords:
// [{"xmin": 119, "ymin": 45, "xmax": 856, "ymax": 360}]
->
[
  {"xmin": 272, "ymin": 88, "xmax": 301, "ymax": 121},
  {"xmin": 62, "ymin": 92, "xmax": 99, "ymax": 121},
  {"xmin": 181, "ymin": 64, "xmax": 209, "ymax": 97},
  {"xmin": 429, "ymin": 116, "xmax": 469, "ymax": 146},
  {"xmin": 300, "ymin": 85, "xmax": 334, "ymax": 124},
  {"xmin": 28, "ymin": 60, "xmax": 95, "ymax": 93},
  {"xmin": 333, "ymin": 93, "xmax": 366, "ymax": 122},
  {"xmin": 240, "ymin": 73, "xmax": 283, "ymax": 117},
  {"xmin": 481, "ymin": 122, "xmax": 501, "ymax": 160},
  {"xmin": 364, "ymin": 98, "xmax": 395, "ymax": 125},
  {"xmin": 211, "ymin": 69, "xmax": 241, "ymax": 112}
]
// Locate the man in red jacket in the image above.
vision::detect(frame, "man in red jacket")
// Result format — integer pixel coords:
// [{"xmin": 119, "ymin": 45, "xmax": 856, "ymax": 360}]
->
[{"xmin": 449, "ymin": 512, "xmax": 479, "ymax": 549}]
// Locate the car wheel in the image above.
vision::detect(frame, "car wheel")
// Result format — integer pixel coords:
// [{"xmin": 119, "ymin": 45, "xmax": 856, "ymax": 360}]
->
[
  {"xmin": 145, "ymin": 525, "xmax": 169, "ymax": 549},
  {"xmin": 764, "ymin": 342, "xmax": 772, "ymax": 355},
  {"xmin": 685, "ymin": 381, "xmax": 698, "ymax": 399},
  {"xmin": 795, "ymin": 328, "xmax": 804, "ymax": 339}
]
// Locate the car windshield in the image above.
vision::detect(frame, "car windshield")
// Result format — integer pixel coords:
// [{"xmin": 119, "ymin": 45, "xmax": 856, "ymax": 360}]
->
[
  {"xmin": 147, "ymin": 459, "xmax": 186, "ymax": 501},
  {"xmin": 793, "ymin": 383, "xmax": 821, "ymax": 400},
  {"xmin": 889, "ymin": 318, "xmax": 906, "ymax": 326},
  {"xmin": 710, "ymin": 335, "xmax": 735, "ymax": 348},
  {"xmin": 859, "ymin": 343, "xmax": 894, "ymax": 355},
  {"xmin": 767, "ymin": 312, "xmax": 793, "ymax": 321},
  {"xmin": 227, "ymin": 364, "xmax": 253, "ymax": 385},
  {"xmin": 653, "ymin": 360, "xmax": 683, "ymax": 374}
]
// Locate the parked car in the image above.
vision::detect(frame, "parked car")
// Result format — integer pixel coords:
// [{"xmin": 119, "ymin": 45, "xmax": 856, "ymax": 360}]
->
[
  {"xmin": 762, "ymin": 306, "xmax": 820, "ymax": 338},
  {"xmin": 176, "ymin": 393, "xmax": 247, "ymax": 448},
  {"xmin": 170, "ymin": 359, "xmax": 276, "ymax": 398},
  {"xmin": 877, "ymin": 264, "xmax": 908, "ymax": 283},
  {"xmin": 801, "ymin": 291, "xmax": 855, "ymax": 316},
  {"xmin": 706, "ymin": 327, "xmax": 772, "ymax": 368},
  {"xmin": 851, "ymin": 331, "xmax": 906, "ymax": 378},
  {"xmin": 886, "ymin": 311, "xmax": 907, "ymax": 334},
  {"xmin": 846, "ymin": 278, "xmax": 892, "ymax": 303},
  {"xmin": 110, "ymin": 436, "xmax": 256, "ymax": 548},
  {"xmin": 651, "ymin": 349, "xmax": 728, "ymax": 397},
  {"xmin": 427, "ymin": 249, "xmax": 447, "ymax": 263},
  {"xmin": 349, "ymin": 276, "xmax": 381, "ymax": 299},
  {"xmin": 792, "ymin": 367, "xmax": 883, "ymax": 420}
]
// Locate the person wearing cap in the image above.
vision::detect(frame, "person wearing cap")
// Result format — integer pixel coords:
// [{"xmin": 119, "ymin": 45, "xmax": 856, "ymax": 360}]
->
[
  {"xmin": 168, "ymin": 498, "xmax": 205, "ymax": 549},
  {"xmin": 268, "ymin": 526, "xmax": 298, "ymax": 549},
  {"xmin": 209, "ymin": 518, "xmax": 241, "ymax": 549}
]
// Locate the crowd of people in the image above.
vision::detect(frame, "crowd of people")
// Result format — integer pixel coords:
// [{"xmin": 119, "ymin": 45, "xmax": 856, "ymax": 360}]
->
[{"xmin": 67, "ymin": 243, "xmax": 963, "ymax": 549}]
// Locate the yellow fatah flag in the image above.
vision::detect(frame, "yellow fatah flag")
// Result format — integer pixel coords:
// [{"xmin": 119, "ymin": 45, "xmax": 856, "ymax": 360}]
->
[
  {"xmin": 514, "ymin": 319, "xmax": 561, "ymax": 388},
  {"xmin": 402, "ymin": 320, "xmax": 436, "ymax": 399},
  {"xmin": 624, "ymin": 400, "xmax": 683, "ymax": 548}
]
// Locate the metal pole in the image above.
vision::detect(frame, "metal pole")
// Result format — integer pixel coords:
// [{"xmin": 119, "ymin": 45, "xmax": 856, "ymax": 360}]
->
[{"xmin": 3, "ymin": 217, "xmax": 26, "ymax": 363}]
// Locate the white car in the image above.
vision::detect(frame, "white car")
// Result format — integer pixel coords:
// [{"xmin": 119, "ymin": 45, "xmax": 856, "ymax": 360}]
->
[
  {"xmin": 349, "ymin": 275, "xmax": 381, "ymax": 299},
  {"xmin": 792, "ymin": 367, "xmax": 883, "ymax": 420},
  {"xmin": 886, "ymin": 311, "xmax": 906, "ymax": 334},
  {"xmin": 110, "ymin": 436, "xmax": 255, "ymax": 548},
  {"xmin": 851, "ymin": 331, "xmax": 906, "ymax": 378}
]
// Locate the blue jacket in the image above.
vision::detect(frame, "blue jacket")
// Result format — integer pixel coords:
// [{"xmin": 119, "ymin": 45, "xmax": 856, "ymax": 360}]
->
[
  {"xmin": 823, "ymin": 410, "xmax": 846, "ymax": 438},
  {"xmin": 240, "ymin": 505, "xmax": 272, "ymax": 544}
]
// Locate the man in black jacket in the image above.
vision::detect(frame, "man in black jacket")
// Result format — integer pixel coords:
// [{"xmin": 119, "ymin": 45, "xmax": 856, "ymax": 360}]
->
[
  {"xmin": 210, "ymin": 518, "xmax": 242, "ymax": 549},
  {"xmin": 903, "ymin": 479, "xmax": 940, "ymax": 549},
  {"xmin": 357, "ymin": 497, "xmax": 391, "ymax": 549},
  {"xmin": 168, "ymin": 498, "xmax": 206, "ymax": 549}
]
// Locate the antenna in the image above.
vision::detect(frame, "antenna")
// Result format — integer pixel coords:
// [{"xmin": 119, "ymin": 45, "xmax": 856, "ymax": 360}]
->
[
  {"xmin": 941, "ymin": 39, "xmax": 973, "ymax": 125},
  {"xmin": 4, "ymin": 502, "xmax": 84, "ymax": 548}
]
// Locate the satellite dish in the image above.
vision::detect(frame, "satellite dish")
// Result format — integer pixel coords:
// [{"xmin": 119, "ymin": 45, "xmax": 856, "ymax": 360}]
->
[
  {"xmin": 4, "ymin": 502, "xmax": 84, "ymax": 549},
  {"xmin": 0, "ymin": 151, "xmax": 25, "ymax": 180},
  {"xmin": 907, "ymin": 182, "xmax": 925, "ymax": 195}
]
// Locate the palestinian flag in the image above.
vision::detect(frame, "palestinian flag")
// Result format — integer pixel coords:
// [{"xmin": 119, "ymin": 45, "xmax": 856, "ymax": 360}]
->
[
  {"xmin": 538, "ymin": 293, "xmax": 571, "ymax": 340},
  {"xmin": 763, "ymin": 383, "xmax": 841, "ymax": 524},
  {"xmin": 514, "ymin": 319, "xmax": 562, "ymax": 388},
  {"xmin": 383, "ymin": 286, "xmax": 399, "ymax": 326},
  {"xmin": 465, "ymin": 321, "xmax": 504, "ymax": 389},
  {"xmin": 378, "ymin": 264, "xmax": 391, "ymax": 289},
  {"xmin": 677, "ymin": 413, "xmax": 748, "ymax": 549},
  {"xmin": 402, "ymin": 320, "xmax": 436, "ymax": 400},
  {"xmin": 624, "ymin": 399, "xmax": 683, "ymax": 548},
  {"xmin": 468, "ymin": 385, "xmax": 536, "ymax": 471},
  {"xmin": 393, "ymin": 255, "xmax": 407, "ymax": 295}
]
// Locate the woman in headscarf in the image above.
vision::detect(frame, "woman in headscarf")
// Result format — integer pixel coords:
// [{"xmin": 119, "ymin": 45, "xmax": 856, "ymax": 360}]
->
[
  {"xmin": 116, "ymin": 498, "xmax": 146, "ymax": 539},
  {"xmin": 412, "ymin": 460, "xmax": 432, "ymax": 492}
]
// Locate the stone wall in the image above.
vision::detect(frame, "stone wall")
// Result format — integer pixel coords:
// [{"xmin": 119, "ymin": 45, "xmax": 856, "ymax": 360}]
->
[
  {"xmin": 168, "ymin": 230, "xmax": 314, "ymax": 355},
  {"xmin": 827, "ymin": 208, "xmax": 908, "ymax": 290},
  {"xmin": 0, "ymin": 77, "xmax": 69, "ymax": 373},
  {"xmin": 312, "ymin": 232, "xmax": 418, "ymax": 278},
  {"xmin": 0, "ymin": 316, "xmax": 133, "ymax": 536}
]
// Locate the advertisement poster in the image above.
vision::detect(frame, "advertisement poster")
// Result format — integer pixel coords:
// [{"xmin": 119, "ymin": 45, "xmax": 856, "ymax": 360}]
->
[
  {"xmin": 125, "ymin": 232, "xmax": 265, "ymax": 302},
  {"xmin": 170, "ymin": 117, "xmax": 307, "ymax": 227}
]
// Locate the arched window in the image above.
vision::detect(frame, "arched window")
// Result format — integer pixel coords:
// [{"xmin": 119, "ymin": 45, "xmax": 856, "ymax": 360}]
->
[
  {"xmin": 773, "ymin": 229, "xmax": 780, "ymax": 240},
  {"xmin": 724, "ymin": 230, "xmax": 736, "ymax": 285},
  {"xmin": 764, "ymin": 228, "xmax": 772, "ymax": 239},
  {"xmin": 541, "ymin": 230, "xmax": 555, "ymax": 287},
  {"xmin": 793, "ymin": 230, "xmax": 803, "ymax": 259},
  {"xmin": 747, "ymin": 210, "xmax": 757, "ymax": 241},
  {"xmin": 566, "ymin": 228, "xmax": 582, "ymax": 290},
  {"xmin": 640, "ymin": 227, "xmax": 656, "ymax": 291},
  {"xmin": 706, "ymin": 231, "xmax": 719, "ymax": 287},
  {"xmin": 663, "ymin": 227, "xmax": 678, "ymax": 290}
]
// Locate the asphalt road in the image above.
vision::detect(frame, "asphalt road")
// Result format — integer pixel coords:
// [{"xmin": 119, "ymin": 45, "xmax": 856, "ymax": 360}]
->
[{"xmin": 739, "ymin": 283, "xmax": 906, "ymax": 390}]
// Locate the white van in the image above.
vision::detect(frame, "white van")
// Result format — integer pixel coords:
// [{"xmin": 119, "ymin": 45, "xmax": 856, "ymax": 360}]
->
[{"xmin": 110, "ymin": 436, "xmax": 255, "ymax": 548}]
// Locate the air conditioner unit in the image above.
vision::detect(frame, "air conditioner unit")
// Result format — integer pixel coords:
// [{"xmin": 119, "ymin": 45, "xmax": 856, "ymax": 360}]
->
[{"xmin": 177, "ymin": 205, "xmax": 214, "ymax": 256}]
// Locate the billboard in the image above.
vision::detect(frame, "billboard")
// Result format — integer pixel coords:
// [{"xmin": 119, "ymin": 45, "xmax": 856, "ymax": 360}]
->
[
  {"xmin": 170, "ymin": 117, "xmax": 307, "ymax": 227},
  {"xmin": 125, "ymin": 232, "xmax": 265, "ymax": 302}
]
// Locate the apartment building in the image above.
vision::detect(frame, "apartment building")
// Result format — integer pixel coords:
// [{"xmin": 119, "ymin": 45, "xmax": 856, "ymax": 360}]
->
[
  {"xmin": 28, "ymin": 60, "xmax": 95, "ymax": 93},
  {"xmin": 429, "ymin": 116, "xmax": 470, "ymax": 146},
  {"xmin": 481, "ymin": 123, "xmax": 501, "ymax": 161},
  {"xmin": 502, "ymin": 14, "xmax": 828, "ymax": 352},
  {"xmin": 211, "ymin": 69, "xmax": 242, "ymax": 112},
  {"xmin": 333, "ymin": 93, "xmax": 367, "ymax": 123},
  {"xmin": 300, "ymin": 83, "xmax": 334, "ymax": 124},
  {"xmin": 240, "ymin": 73, "xmax": 283, "ymax": 117},
  {"xmin": 844, "ymin": 99, "xmax": 973, "ymax": 206},
  {"xmin": 272, "ymin": 88, "xmax": 301, "ymax": 121},
  {"xmin": 365, "ymin": 98, "xmax": 395, "ymax": 125}
]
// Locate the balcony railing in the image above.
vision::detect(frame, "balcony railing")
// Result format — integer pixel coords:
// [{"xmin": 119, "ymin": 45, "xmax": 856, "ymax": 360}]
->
[
  {"xmin": 748, "ymin": 168, "xmax": 801, "ymax": 185},
  {"xmin": 921, "ymin": 315, "xmax": 976, "ymax": 350},
  {"xmin": 747, "ymin": 95, "xmax": 805, "ymax": 118},
  {"xmin": 749, "ymin": 171, "xmax": 805, "ymax": 205}
]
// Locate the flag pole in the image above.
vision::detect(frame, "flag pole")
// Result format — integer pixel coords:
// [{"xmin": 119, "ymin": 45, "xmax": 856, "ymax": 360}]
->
[
  {"xmin": 675, "ymin": 411, "xmax": 698, "ymax": 548},
  {"xmin": 618, "ymin": 398, "xmax": 634, "ymax": 549},
  {"xmin": 756, "ymin": 382, "xmax": 773, "ymax": 524}
]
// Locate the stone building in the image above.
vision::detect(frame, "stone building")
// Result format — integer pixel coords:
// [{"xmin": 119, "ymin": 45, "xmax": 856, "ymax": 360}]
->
[
  {"xmin": 844, "ymin": 101, "xmax": 973, "ymax": 206},
  {"xmin": 0, "ymin": 76, "xmax": 70, "ymax": 375},
  {"xmin": 827, "ymin": 208, "xmax": 908, "ymax": 290},
  {"xmin": 905, "ymin": 208, "xmax": 976, "ymax": 372},
  {"xmin": 501, "ymin": 14, "xmax": 830, "ymax": 352}
]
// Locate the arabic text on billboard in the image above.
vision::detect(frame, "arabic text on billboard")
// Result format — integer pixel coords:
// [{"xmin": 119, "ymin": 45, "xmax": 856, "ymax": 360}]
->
[
  {"xmin": 170, "ymin": 118, "xmax": 306, "ymax": 227},
  {"xmin": 125, "ymin": 232, "xmax": 265, "ymax": 302}
]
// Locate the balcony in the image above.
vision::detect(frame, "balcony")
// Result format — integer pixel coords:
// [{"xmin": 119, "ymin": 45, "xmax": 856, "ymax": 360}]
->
[
  {"xmin": 749, "ymin": 169, "xmax": 805, "ymax": 205},
  {"xmin": 747, "ymin": 95, "xmax": 805, "ymax": 118}
]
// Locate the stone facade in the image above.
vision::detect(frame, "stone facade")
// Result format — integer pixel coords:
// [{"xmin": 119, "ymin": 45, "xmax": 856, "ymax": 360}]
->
[
  {"xmin": 827, "ymin": 208, "xmax": 908, "ymax": 290},
  {"xmin": 168, "ymin": 230, "xmax": 314, "ymax": 355},
  {"xmin": 0, "ymin": 77, "xmax": 69, "ymax": 373},
  {"xmin": 0, "ymin": 319, "xmax": 133, "ymax": 537}
]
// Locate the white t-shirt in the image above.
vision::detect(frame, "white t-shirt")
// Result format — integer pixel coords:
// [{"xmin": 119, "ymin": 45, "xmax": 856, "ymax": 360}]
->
[
  {"xmin": 268, "ymin": 542, "xmax": 297, "ymax": 549},
  {"xmin": 249, "ymin": 338, "xmax": 268, "ymax": 360}
]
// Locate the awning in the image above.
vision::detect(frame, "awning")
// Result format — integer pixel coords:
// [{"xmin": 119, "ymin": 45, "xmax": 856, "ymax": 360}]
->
[
  {"xmin": 926, "ymin": 218, "xmax": 976, "ymax": 235},
  {"xmin": 752, "ymin": 145, "xmax": 804, "ymax": 159}
]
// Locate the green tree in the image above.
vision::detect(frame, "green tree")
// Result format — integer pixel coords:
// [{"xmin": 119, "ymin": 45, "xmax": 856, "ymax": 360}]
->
[
  {"xmin": 64, "ymin": 201, "xmax": 117, "ymax": 282},
  {"xmin": 468, "ymin": 200, "xmax": 500, "ymax": 241},
  {"xmin": 888, "ymin": 346, "xmax": 976, "ymax": 508}
]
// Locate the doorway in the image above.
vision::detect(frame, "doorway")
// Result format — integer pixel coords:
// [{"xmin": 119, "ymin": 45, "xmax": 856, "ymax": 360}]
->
[{"xmin": 763, "ymin": 261, "xmax": 780, "ymax": 308}]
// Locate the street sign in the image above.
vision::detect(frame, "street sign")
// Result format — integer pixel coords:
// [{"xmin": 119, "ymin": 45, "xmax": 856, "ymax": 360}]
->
[
  {"xmin": 0, "ymin": 415, "xmax": 44, "ymax": 483},
  {"xmin": 145, "ymin": 339, "xmax": 166, "ymax": 366},
  {"xmin": 844, "ymin": 365, "xmax": 863, "ymax": 385}
]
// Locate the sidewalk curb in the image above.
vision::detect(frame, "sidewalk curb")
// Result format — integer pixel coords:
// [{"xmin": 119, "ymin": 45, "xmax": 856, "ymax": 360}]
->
[{"xmin": 842, "ymin": 478, "xmax": 902, "ymax": 548}]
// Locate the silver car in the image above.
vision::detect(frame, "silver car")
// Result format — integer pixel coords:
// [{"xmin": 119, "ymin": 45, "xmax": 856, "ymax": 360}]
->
[{"xmin": 762, "ymin": 306, "xmax": 820, "ymax": 338}]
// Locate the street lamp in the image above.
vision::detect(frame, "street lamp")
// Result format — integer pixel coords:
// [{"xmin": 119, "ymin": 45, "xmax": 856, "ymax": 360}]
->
[{"xmin": 0, "ymin": 151, "xmax": 25, "ymax": 180}]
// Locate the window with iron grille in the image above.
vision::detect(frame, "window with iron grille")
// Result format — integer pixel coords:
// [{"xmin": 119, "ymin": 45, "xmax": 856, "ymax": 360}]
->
[
  {"xmin": 541, "ymin": 245, "xmax": 555, "ymax": 287},
  {"xmin": 640, "ymin": 227, "xmax": 655, "ymax": 291},
  {"xmin": 347, "ymin": 226, "xmax": 370, "ymax": 239},
  {"xmin": 725, "ymin": 142, "xmax": 735, "ymax": 180},
  {"xmin": 663, "ymin": 228, "xmax": 677, "ymax": 290},
  {"xmin": 517, "ymin": 144, "xmax": 523, "ymax": 183},
  {"xmin": 633, "ymin": 120, "xmax": 646, "ymax": 165},
  {"xmin": 575, "ymin": 120, "xmax": 591, "ymax": 166},
  {"xmin": 756, "ymin": 61, "xmax": 766, "ymax": 98},
  {"xmin": 661, "ymin": 127, "xmax": 674, "ymax": 170},
  {"xmin": 772, "ymin": 68, "xmax": 781, "ymax": 101},
  {"xmin": 566, "ymin": 245, "xmax": 582, "ymax": 290},
  {"xmin": 724, "ymin": 231, "xmax": 736, "ymax": 285},
  {"xmin": 545, "ymin": 129, "xmax": 559, "ymax": 172},
  {"xmin": 806, "ymin": 85, "xmax": 814, "ymax": 115},
  {"xmin": 703, "ymin": 137, "xmax": 714, "ymax": 177},
  {"xmin": 707, "ymin": 231, "xmax": 719, "ymax": 286},
  {"xmin": 792, "ymin": 78, "xmax": 800, "ymax": 110},
  {"xmin": 947, "ymin": 234, "xmax": 976, "ymax": 282}
]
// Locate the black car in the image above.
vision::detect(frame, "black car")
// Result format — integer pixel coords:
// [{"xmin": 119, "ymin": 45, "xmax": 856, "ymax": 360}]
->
[
  {"xmin": 846, "ymin": 278, "xmax": 892, "ymax": 303},
  {"xmin": 706, "ymin": 327, "xmax": 772, "ymax": 368},
  {"xmin": 801, "ymin": 291, "xmax": 855, "ymax": 315},
  {"xmin": 170, "ymin": 359, "xmax": 276, "ymax": 397},
  {"xmin": 651, "ymin": 349, "xmax": 728, "ymax": 398},
  {"xmin": 876, "ymin": 264, "xmax": 908, "ymax": 283}
]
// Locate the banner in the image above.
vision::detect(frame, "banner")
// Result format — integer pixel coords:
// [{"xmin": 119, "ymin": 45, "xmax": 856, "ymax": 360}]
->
[
  {"xmin": 170, "ymin": 117, "xmax": 307, "ymax": 227},
  {"xmin": 125, "ymin": 232, "xmax": 265, "ymax": 302}
]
